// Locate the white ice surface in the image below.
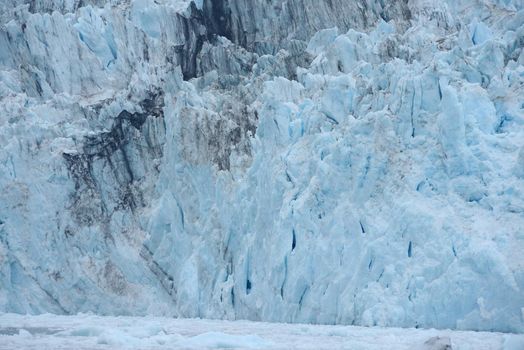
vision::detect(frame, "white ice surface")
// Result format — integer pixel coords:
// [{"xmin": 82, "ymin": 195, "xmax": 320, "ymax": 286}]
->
[{"xmin": 0, "ymin": 313, "xmax": 523, "ymax": 350}]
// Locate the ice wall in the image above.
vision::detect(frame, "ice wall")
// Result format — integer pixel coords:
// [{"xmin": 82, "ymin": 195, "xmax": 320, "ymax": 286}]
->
[{"xmin": 0, "ymin": 0, "xmax": 523, "ymax": 333}]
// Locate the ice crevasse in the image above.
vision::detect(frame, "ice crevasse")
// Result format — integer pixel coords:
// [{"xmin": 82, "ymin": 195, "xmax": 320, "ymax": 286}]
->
[{"xmin": 0, "ymin": 0, "xmax": 523, "ymax": 334}]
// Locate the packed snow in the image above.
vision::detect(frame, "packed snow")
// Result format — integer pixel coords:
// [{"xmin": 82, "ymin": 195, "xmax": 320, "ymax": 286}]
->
[
  {"xmin": 1, "ymin": 313, "xmax": 523, "ymax": 350},
  {"xmin": 0, "ymin": 0, "xmax": 523, "ymax": 336}
]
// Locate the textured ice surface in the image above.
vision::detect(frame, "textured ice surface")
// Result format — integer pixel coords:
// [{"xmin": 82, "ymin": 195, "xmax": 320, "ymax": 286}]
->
[
  {"xmin": 0, "ymin": 0, "xmax": 523, "ymax": 334},
  {"xmin": 1, "ymin": 313, "xmax": 523, "ymax": 350}
]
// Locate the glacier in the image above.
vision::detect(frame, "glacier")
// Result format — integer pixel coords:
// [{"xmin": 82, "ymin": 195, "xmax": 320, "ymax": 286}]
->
[{"xmin": 0, "ymin": 0, "xmax": 523, "ymax": 335}]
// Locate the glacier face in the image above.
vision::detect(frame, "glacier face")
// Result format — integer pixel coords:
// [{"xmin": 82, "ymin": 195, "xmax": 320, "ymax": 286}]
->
[{"xmin": 0, "ymin": 0, "xmax": 524, "ymax": 333}]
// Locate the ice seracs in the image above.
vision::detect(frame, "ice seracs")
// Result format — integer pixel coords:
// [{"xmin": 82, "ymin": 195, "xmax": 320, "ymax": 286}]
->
[{"xmin": 0, "ymin": 0, "xmax": 523, "ymax": 334}]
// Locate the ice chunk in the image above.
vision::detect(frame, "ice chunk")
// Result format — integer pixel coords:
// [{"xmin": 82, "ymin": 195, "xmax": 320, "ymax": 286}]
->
[
  {"xmin": 461, "ymin": 84, "xmax": 497, "ymax": 134},
  {"xmin": 419, "ymin": 336, "xmax": 452, "ymax": 350},
  {"xmin": 438, "ymin": 83, "xmax": 467, "ymax": 176},
  {"xmin": 470, "ymin": 19, "xmax": 493, "ymax": 45},
  {"xmin": 515, "ymin": 146, "xmax": 524, "ymax": 178},
  {"xmin": 180, "ymin": 332, "xmax": 272, "ymax": 349},
  {"xmin": 307, "ymin": 27, "xmax": 339, "ymax": 56},
  {"xmin": 17, "ymin": 329, "xmax": 32, "ymax": 338},
  {"xmin": 74, "ymin": 6, "xmax": 117, "ymax": 69}
]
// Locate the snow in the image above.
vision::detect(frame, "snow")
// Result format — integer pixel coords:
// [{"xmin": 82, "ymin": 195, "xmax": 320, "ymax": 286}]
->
[
  {"xmin": 0, "ymin": 313, "xmax": 523, "ymax": 350},
  {"xmin": 0, "ymin": 0, "xmax": 523, "ymax": 336}
]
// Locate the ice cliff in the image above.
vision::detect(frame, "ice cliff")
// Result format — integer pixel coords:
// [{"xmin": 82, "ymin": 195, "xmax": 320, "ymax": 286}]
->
[{"xmin": 0, "ymin": 0, "xmax": 523, "ymax": 333}]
